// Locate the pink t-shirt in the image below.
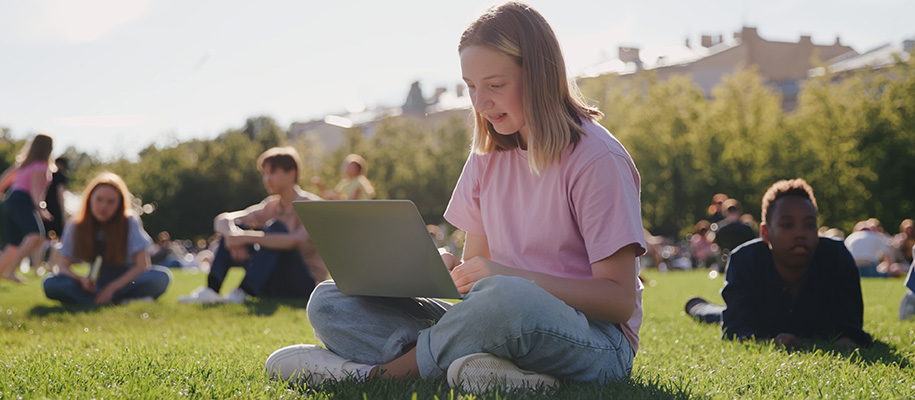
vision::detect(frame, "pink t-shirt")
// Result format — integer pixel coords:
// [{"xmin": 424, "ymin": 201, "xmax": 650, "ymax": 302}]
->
[
  {"xmin": 11, "ymin": 161, "xmax": 51, "ymax": 197},
  {"xmin": 444, "ymin": 118, "xmax": 647, "ymax": 352}
]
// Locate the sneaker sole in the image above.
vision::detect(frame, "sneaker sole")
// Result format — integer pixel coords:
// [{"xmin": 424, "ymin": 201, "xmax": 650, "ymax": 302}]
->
[
  {"xmin": 265, "ymin": 344, "xmax": 373, "ymax": 387},
  {"xmin": 447, "ymin": 353, "xmax": 559, "ymax": 393},
  {"xmin": 266, "ymin": 345, "xmax": 312, "ymax": 385}
]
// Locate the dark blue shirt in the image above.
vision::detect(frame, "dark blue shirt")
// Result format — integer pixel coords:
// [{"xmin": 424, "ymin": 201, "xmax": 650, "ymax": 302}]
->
[{"xmin": 721, "ymin": 237, "xmax": 872, "ymax": 345}]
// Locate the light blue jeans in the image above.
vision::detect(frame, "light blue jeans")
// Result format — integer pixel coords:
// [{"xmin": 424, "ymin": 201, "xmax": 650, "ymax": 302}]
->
[
  {"xmin": 43, "ymin": 265, "xmax": 172, "ymax": 305},
  {"xmin": 306, "ymin": 275, "xmax": 634, "ymax": 383}
]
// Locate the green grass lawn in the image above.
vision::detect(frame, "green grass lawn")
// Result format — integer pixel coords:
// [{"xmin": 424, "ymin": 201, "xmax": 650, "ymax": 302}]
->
[{"xmin": 1, "ymin": 267, "xmax": 913, "ymax": 399}]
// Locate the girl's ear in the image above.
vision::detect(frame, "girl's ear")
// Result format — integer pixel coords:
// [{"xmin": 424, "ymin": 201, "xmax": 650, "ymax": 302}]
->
[{"xmin": 760, "ymin": 223, "xmax": 770, "ymax": 244}]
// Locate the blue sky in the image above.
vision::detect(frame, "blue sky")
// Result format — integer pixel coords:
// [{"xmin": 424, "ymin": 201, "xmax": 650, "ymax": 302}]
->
[{"xmin": 1, "ymin": 0, "xmax": 913, "ymax": 160}]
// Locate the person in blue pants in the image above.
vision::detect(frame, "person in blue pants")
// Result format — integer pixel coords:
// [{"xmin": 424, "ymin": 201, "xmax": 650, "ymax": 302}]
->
[
  {"xmin": 180, "ymin": 147, "xmax": 328, "ymax": 304},
  {"xmin": 43, "ymin": 173, "xmax": 171, "ymax": 305}
]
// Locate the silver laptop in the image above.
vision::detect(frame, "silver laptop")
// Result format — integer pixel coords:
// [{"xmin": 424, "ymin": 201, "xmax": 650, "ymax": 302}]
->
[{"xmin": 294, "ymin": 200, "xmax": 462, "ymax": 299}]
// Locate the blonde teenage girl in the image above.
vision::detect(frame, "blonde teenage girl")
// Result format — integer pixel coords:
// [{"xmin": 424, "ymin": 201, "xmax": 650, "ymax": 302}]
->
[
  {"xmin": 267, "ymin": 2, "xmax": 646, "ymax": 392},
  {"xmin": 313, "ymin": 154, "xmax": 376, "ymax": 200}
]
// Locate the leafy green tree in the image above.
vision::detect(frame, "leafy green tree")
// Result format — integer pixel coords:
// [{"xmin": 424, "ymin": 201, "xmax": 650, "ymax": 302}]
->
[
  {"xmin": 855, "ymin": 56, "xmax": 915, "ymax": 231},
  {"xmin": 616, "ymin": 75, "xmax": 709, "ymax": 235},
  {"xmin": 59, "ymin": 147, "xmax": 104, "ymax": 190},
  {"xmin": 317, "ymin": 116, "xmax": 471, "ymax": 225},
  {"xmin": 702, "ymin": 67, "xmax": 787, "ymax": 220},
  {"xmin": 790, "ymin": 72, "xmax": 877, "ymax": 231},
  {"xmin": 0, "ymin": 136, "xmax": 21, "ymax": 174},
  {"xmin": 107, "ymin": 129, "xmax": 275, "ymax": 239}
]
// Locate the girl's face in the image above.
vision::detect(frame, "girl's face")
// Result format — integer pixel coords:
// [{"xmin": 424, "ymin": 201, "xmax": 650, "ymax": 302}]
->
[
  {"xmin": 90, "ymin": 185, "xmax": 121, "ymax": 223},
  {"xmin": 344, "ymin": 162, "xmax": 360, "ymax": 178},
  {"xmin": 460, "ymin": 45, "xmax": 528, "ymax": 143}
]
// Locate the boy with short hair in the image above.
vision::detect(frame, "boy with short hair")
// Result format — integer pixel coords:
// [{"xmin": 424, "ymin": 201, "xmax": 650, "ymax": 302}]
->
[{"xmin": 180, "ymin": 147, "xmax": 327, "ymax": 303}]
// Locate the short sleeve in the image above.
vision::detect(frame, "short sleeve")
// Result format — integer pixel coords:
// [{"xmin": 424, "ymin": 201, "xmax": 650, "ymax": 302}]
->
[
  {"xmin": 57, "ymin": 221, "xmax": 78, "ymax": 261},
  {"xmin": 126, "ymin": 215, "xmax": 154, "ymax": 260},
  {"xmin": 444, "ymin": 153, "xmax": 485, "ymax": 235},
  {"xmin": 569, "ymin": 151, "xmax": 646, "ymax": 263}
]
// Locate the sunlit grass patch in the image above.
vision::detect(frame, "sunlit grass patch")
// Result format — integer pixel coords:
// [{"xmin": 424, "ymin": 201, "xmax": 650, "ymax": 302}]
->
[{"xmin": 1, "ymin": 268, "xmax": 913, "ymax": 398}]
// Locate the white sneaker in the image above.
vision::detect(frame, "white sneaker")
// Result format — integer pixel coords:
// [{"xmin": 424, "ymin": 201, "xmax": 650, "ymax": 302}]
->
[
  {"xmin": 178, "ymin": 287, "xmax": 225, "ymax": 304},
  {"xmin": 900, "ymin": 292, "xmax": 915, "ymax": 320},
  {"xmin": 224, "ymin": 287, "xmax": 248, "ymax": 304},
  {"xmin": 120, "ymin": 296, "xmax": 154, "ymax": 305},
  {"xmin": 447, "ymin": 353, "xmax": 560, "ymax": 393},
  {"xmin": 265, "ymin": 344, "xmax": 371, "ymax": 386}
]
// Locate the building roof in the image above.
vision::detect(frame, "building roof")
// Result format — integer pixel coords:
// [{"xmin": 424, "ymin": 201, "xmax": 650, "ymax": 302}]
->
[
  {"xmin": 821, "ymin": 40, "xmax": 913, "ymax": 74},
  {"xmin": 580, "ymin": 44, "xmax": 722, "ymax": 77}
]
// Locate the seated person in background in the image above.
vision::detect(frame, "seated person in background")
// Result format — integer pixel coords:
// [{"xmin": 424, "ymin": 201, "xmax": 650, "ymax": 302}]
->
[
  {"xmin": 689, "ymin": 220, "xmax": 717, "ymax": 270},
  {"xmin": 687, "ymin": 178, "xmax": 872, "ymax": 348},
  {"xmin": 845, "ymin": 220, "xmax": 906, "ymax": 277},
  {"xmin": 150, "ymin": 231, "xmax": 184, "ymax": 269},
  {"xmin": 893, "ymin": 219, "xmax": 914, "ymax": 265},
  {"xmin": 713, "ymin": 198, "xmax": 757, "ymax": 268},
  {"xmin": 43, "ymin": 173, "xmax": 172, "ymax": 305},
  {"xmin": 706, "ymin": 193, "xmax": 728, "ymax": 224},
  {"xmin": 312, "ymin": 153, "xmax": 375, "ymax": 200},
  {"xmin": 180, "ymin": 147, "xmax": 328, "ymax": 304}
]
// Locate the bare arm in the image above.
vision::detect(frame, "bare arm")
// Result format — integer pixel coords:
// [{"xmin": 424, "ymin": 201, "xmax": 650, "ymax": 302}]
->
[
  {"xmin": 55, "ymin": 255, "xmax": 79, "ymax": 279},
  {"xmin": 213, "ymin": 203, "xmax": 267, "ymax": 235},
  {"xmin": 451, "ymin": 232, "xmax": 638, "ymax": 323},
  {"xmin": 225, "ymin": 228, "xmax": 305, "ymax": 250},
  {"xmin": 0, "ymin": 166, "xmax": 15, "ymax": 193},
  {"xmin": 55, "ymin": 255, "xmax": 97, "ymax": 293}
]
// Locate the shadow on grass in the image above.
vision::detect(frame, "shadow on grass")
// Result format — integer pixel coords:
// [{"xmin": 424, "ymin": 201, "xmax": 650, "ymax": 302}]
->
[
  {"xmin": 771, "ymin": 339, "xmax": 911, "ymax": 369},
  {"xmin": 243, "ymin": 297, "xmax": 308, "ymax": 316},
  {"xmin": 286, "ymin": 374, "xmax": 694, "ymax": 400},
  {"xmin": 28, "ymin": 304, "xmax": 102, "ymax": 317},
  {"xmin": 824, "ymin": 339, "xmax": 910, "ymax": 368}
]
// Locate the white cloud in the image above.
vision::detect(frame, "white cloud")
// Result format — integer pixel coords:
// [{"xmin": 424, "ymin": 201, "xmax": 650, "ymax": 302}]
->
[{"xmin": 0, "ymin": 0, "xmax": 149, "ymax": 43}]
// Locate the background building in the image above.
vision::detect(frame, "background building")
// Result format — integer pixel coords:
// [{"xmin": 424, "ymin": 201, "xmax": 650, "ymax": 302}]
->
[{"xmin": 582, "ymin": 26, "xmax": 856, "ymax": 110}]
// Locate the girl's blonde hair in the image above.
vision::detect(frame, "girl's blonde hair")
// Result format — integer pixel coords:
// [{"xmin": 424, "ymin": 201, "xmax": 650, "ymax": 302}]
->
[
  {"xmin": 18, "ymin": 134, "xmax": 54, "ymax": 168},
  {"xmin": 459, "ymin": 1, "xmax": 602, "ymax": 173},
  {"xmin": 73, "ymin": 172, "xmax": 133, "ymax": 265},
  {"xmin": 342, "ymin": 153, "xmax": 368, "ymax": 176}
]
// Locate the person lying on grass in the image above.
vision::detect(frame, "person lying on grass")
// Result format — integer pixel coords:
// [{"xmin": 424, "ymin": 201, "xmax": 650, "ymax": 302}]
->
[
  {"xmin": 686, "ymin": 178, "xmax": 872, "ymax": 348},
  {"xmin": 42, "ymin": 172, "xmax": 172, "ymax": 305}
]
